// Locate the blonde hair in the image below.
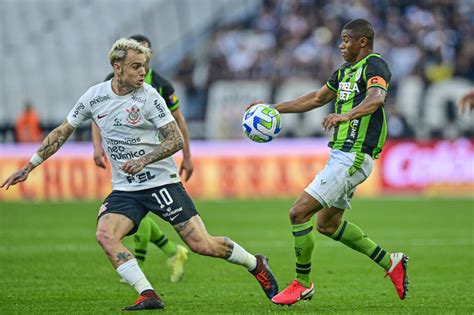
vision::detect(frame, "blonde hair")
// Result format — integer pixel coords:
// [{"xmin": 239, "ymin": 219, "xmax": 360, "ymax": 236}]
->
[{"xmin": 108, "ymin": 38, "xmax": 151, "ymax": 65}]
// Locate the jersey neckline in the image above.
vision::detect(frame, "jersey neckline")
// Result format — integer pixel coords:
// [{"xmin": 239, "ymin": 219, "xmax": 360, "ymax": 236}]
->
[
  {"xmin": 107, "ymin": 79, "xmax": 137, "ymax": 99},
  {"xmin": 349, "ymin": 53, "xmax": 381, "ymax": 70}
]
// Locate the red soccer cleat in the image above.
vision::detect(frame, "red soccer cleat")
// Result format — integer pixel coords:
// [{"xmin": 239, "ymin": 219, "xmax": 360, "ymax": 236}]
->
[
  {"xmin": 271, "ymin": 280, "xmax": 314, "ymax": 305},
  {"xmin": 385, "ymin": 252, "xmax": 409, "ymax": 300},
  {"xmin": 123, "ymin": 290, "xmax": 164, "ymax": 311},
  {"xmin": 250, "ymin": 255, "xmax": 279, "ymax": 299}
]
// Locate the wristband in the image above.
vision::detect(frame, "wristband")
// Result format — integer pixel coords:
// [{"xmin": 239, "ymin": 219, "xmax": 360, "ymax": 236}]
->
[{"xmin": 29, "ymin": 153, "xmax": 44, "ymax": 167}]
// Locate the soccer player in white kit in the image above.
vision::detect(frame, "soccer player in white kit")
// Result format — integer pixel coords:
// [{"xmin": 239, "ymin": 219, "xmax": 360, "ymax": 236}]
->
[{"xmin": 1, "ymin": 38, "xmax": 278, "ymax": 311}]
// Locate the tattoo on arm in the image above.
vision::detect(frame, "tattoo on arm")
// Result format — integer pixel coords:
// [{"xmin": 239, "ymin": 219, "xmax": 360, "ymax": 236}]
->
[
  {"xmin": 37, "ymin": 120, "xmax": 75, "ymax": 160},
  {"xmin": 222, "ymin": 237, "xmax": 234, "ymax": 259},
  {"xmin": 140, "ymin": 121, "xmax": 184, "ymax": 166}
]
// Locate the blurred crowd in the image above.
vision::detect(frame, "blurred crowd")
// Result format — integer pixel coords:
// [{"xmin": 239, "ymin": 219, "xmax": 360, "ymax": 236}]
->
[
  {"xmin": 202, "ymin": 0, "xmax": 473, "ymax": 84},
  {"xmin": 175, "ymin": 0, "xmax": 473, "ymax": 138},
  {"xmin": 7, "ymin": 0, "xmax": 474, "ymax": 142}
]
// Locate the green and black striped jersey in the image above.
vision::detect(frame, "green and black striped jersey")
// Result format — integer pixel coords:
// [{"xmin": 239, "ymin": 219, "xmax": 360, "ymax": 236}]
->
[
  {"xmin": 326, "ymin": 53, "xmax": 391, "ymax": 159},
  {"xmin": 105, "ymin": 69, "xmax": 180, "ymax": 112}
]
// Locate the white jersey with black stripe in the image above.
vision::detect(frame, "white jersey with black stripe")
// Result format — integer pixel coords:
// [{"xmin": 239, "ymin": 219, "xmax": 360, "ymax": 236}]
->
[{"xmin": 67, "ymin": 80, "xmax": 180, "ymax": 191}]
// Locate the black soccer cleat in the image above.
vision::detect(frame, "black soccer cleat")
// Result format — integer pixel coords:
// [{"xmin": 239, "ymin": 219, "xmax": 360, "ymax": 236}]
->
[
  {"xmin": 123, "ymin": 290, "xmax": 164, "ymax": 311},
  {"xmin": 250, "ymin": 255, "xmax": 279, "ymax": 299}
]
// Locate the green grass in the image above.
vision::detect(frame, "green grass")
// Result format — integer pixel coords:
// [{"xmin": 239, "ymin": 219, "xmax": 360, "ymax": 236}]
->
[{"xmin": 0, "ymin": 198, "xmax": 473, "ymax": 314}]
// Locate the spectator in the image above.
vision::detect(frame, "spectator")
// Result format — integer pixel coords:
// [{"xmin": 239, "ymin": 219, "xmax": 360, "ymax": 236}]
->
[{"xmin": 14, "ymin": 101, "xmax": 42, "ymax": 142}]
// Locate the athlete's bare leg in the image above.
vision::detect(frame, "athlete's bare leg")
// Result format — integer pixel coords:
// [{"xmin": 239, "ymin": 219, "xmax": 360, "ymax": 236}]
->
[
  {"xmin": 173, "ymin": 215, "xmax": 233, "ymax": 258},
  {"xmin": 96, "ymin": 213, "xmax": 135, "ymax": 267}
]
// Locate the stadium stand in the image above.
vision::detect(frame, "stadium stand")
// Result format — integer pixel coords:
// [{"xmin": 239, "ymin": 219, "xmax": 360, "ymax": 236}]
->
[
  {"xmin": 0, "ymin": 0, "xmax": 472, "ymax": 141},
  {"xmin": 0, "ymin": 0, "xmax": 260, "ymax": 139}
]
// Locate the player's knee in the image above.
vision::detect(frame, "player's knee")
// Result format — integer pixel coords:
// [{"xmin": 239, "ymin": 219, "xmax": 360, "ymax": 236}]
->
[
  {"xmin": 96, "ymin": 228, "xmax": 118, "ymax": 249},
  {"xmin": 289, "ymin": 205, "xmax": 306, "ymax": 224}
]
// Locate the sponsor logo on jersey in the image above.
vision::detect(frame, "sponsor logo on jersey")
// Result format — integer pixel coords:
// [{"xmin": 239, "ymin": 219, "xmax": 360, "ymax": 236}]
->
[
  {"xmin": 113, "ymin": 118, "xmax": 122, "ymax": 126},
  {"xmin": 72, "ymin": 102, "xmax": 85, "ymax": 118},
  {"xmin": 344, "ymin": 68, "xmax": 362, "ymax": 81},
  {"xmin": 126, "ymin": 171, "xmax": 156, "ymax": 183},
  {"xmin": 106, "ymin": 138, "xmax": 144, "ymax": 161},
  {"xmin": 126, "ymin": 105, "xmax": 141, "ymax": 125},
  {"xmin": 131, "ymin": 94, "xmax": 146, "ymax": 104},
  {"xmin": 338, "ymin": 82, "xmax": 360, "ymax": 101},
  {"xmin": 105, "ymin": 137, "xmax": 141, "ymax": 145},
  {"xmin": 154, "ymin": 99, "xmax": 166, "ymax": 118},
  {"xmin": 90, "ymin": 95, "xmax": 111, "ymax": 106},
  {"xmin": 349, "ymin": 119, "xmax": 360, "ymax": 138},
  {"xmin": 107, "ymin": 145, "xmax": 145, "ymax": 161},
  {"xmin": 97, "ymin": 114, "xmax": 108, "ymax": 119}
]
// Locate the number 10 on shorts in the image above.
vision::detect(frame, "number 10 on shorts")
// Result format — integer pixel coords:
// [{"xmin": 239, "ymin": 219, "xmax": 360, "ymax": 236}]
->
[{"xmin": 152, "ymin": 188, "xmax": 174, "ymax": 209}]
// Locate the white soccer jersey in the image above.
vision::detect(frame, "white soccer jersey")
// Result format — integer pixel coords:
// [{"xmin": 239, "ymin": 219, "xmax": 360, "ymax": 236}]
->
[{"xmin": 67, "ymin": 80, "xmax": 180, "ymax": 191}]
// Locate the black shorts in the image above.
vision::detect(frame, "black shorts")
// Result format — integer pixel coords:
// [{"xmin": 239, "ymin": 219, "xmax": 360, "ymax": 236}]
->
[{"xmin": 97, "ymin": 183, "xmax": 199, "ymax": 235}]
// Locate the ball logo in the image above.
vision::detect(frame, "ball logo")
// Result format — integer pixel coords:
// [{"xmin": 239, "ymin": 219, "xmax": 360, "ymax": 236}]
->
[
  {"xmin": 242, "ymin": 104, "xmax": 281, "ymax": 143},
  {"xmin": 126, "ymin": 105, "xmax": 141, "ymax": 125}
]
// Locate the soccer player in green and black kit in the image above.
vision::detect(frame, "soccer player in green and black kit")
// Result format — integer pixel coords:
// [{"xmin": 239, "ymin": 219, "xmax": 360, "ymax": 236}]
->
[
  {"xmin": 247, "ymin": 19, "xmax": 408, "ymax": 305},
  {"xmin": 92, "ymin": 35, "xmax": 190, "ymax": 283}
]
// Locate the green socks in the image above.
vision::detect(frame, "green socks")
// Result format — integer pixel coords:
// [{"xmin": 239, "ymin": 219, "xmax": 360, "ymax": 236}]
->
[
  {"xmin": 330, "ymin": 220, "xmax": 391, "ymax": 270},
  {"xmin": 134, "ymin": 216, "xmax": 177, "ymax": 268},
  {"xmin": 290, "ymin": 219, "xmax": 390, "ymax": 287},
  {"xmin": 133, "ymin": 217, "xmax": 151, "ymax": 269},
  {"xmin": 148, "ymin": 217, "xmax": 177, "ymax": 258},
  {"xmin": 292, "ymin": 221, "xmax": 315, "ymax": 287}
]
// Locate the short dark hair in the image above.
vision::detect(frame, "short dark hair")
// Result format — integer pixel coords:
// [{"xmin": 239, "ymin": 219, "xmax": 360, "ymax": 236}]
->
[
  {"xmin": 342, "ymin": 19, "xmax": 375, "ymax": 47},
  {"xmin": 129, "ymin": 34, "xmax": 152, "ymax": 48}
]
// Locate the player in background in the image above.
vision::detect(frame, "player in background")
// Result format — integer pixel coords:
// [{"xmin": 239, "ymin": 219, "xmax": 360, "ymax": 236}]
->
[
  {"xmin": 458, "ymin": 88, "xmax": 474, "ymax": 112},
  {"xmin": 92, "ymin": 34, "xmax": 191, "ymax": 283},
  {"xmin": 2, "ymin": 38, "xmax": 278, "ymax": 311},
  {"xmin": 247, "ymin": 19, "xmax": 408, "ymax": 305}
]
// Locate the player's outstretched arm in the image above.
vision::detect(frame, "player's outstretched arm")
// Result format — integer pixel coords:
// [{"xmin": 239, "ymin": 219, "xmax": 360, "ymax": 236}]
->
[
  {"xmin": 1, "ymin": 120, "xmax": 75, "ymax": 190},
  {"xmin": 172, "ymin": 108, "xmax": 193, "ymax": 181},
  {"xmin": 322, "ymin": 87, "xmax": 386, "ymax": 131},
  {"xmin": 121, "ymin": 121, "xmax": 184, "ymax": 175},
  {"xmin": 246, "ymin": 85, "xmax": 336, "ymax": 113},
  {"xmin": 275, "ymin": 85, "xmax": 336, "ymax": 113}
]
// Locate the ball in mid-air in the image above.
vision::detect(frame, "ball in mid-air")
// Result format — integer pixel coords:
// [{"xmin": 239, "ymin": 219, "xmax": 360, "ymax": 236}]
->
[{"xmin": 242, "ymin": 104, "xmax": 282, "ymax": 143}]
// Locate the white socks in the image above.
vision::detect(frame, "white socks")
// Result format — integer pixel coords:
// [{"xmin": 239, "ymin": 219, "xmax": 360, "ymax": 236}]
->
[
  {"xmin": 116, "ymin": 259, "xmax": 153, "ymax": 294},
  {"xmin": 226, "ymin": 242, "xmax": 257, "ymax": 271}
]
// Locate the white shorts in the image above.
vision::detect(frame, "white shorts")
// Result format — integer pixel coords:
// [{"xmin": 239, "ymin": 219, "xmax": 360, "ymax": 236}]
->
[{"xmin": 305, "ymin": 149, "xmax": 374, "ymax": 209}]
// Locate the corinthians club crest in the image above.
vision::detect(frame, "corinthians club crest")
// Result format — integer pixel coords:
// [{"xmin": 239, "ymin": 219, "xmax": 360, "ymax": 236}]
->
[{"xmin": 126, "ymin": 105, "xmax": 141, "ymax": 125}]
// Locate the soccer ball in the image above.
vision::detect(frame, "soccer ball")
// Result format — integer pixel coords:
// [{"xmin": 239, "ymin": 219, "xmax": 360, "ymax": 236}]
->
[{"xmin": 242, "ymin": 104, "xmax": 282, "ymax": 143}]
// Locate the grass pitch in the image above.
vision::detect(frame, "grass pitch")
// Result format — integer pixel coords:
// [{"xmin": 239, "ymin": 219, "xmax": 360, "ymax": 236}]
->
[{"xmin": 0, "ymin": 197, "xmax": 473, "ymax": 314}]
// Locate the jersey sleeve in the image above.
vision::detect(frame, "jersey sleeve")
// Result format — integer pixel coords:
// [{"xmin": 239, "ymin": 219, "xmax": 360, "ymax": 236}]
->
[
  {"xmin": 153, "ymin": 74, "xmax": 180, "ymax": 112},
  {"xmin": 144, "ymin": 89, "xmax": 175, "ymax": 128},
  {"xmin": 66, "ymin": 90, "xmax": 92, "ymax": 128},
  {"xmin": 365, "ymin": 57, "xmax": 391, "ymax": 91},
  {"xmin": 325, "ymin": 69, "xmax": 339, "ymax": 92}
]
